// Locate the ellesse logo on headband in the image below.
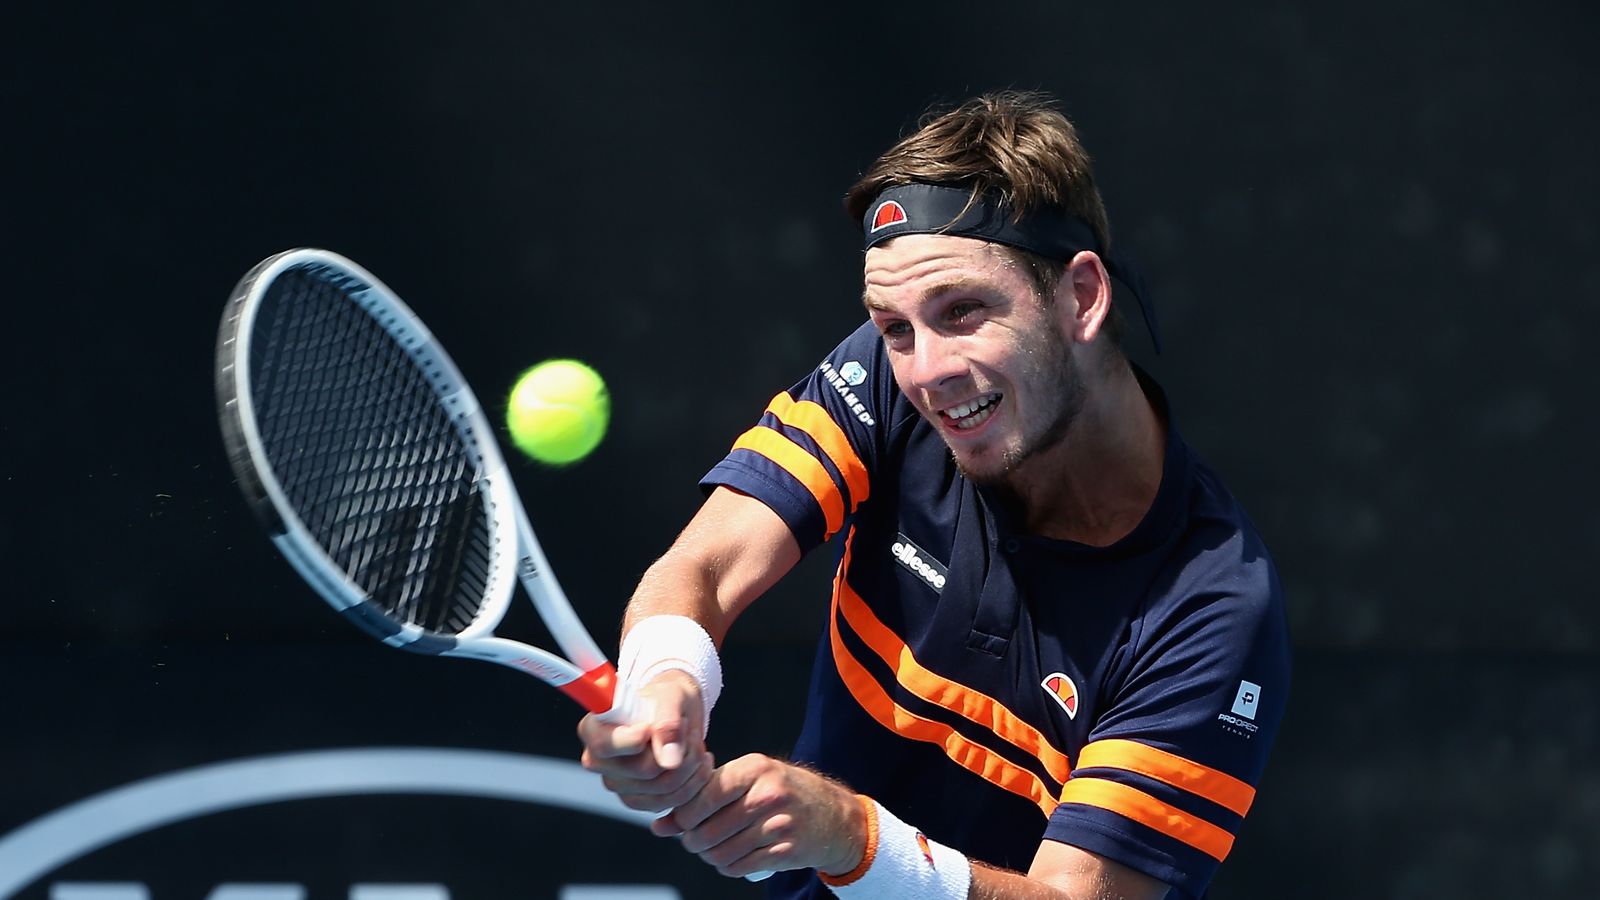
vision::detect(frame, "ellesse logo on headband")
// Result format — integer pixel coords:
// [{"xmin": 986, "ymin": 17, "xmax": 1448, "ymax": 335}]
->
[{"xmin": 870, "ymin": 200, "xmax": 908, "ymax": 232}]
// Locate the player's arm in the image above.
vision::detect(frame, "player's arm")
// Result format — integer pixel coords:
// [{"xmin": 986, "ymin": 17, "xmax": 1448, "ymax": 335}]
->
[
  {"xmin": 658, "ymin": 753, "xmax": 1168, "ymax": 898},
  {"xmin": 977, "ymin": 841, "xmax": 1170, "ymax": 900},
  {"xmin": 622, "ymin": 484, "xmax": 801, "ymax": 641},
  {"xmin": 576, "ymin": 485, "xmax": 799, "ymax": 811}
]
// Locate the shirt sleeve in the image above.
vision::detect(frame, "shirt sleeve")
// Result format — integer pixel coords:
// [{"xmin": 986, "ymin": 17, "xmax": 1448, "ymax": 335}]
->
[
  {"xmin": 700, "ymin": 319, "xmax": 906, "ymax": 554},
  {"xmin": 1043, "ymin": 527, "xmax": 1292, "ymax": 899}
]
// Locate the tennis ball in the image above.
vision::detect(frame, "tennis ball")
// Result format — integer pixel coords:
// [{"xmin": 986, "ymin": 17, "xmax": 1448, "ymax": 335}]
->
[{"xmin": 506, "ymin": 359, "xmax": 609, "ymax": 465}]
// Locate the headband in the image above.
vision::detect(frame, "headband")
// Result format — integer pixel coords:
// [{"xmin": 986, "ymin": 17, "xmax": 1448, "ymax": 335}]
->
[{"xmin": 860, "ymin": 182, "xmax": 1162, "ymax": 353}]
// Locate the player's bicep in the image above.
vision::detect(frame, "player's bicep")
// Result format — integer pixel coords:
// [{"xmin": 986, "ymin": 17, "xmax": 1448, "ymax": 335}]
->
[{"xmin": 1026, "ymin": 840, "xmax": 1170, "ymax": 900}]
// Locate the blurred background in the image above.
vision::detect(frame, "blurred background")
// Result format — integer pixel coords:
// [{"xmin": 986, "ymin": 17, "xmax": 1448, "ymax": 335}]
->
[{"xmin": 2, "ymin": 1, "xmax": 1596, "ymax": 897}]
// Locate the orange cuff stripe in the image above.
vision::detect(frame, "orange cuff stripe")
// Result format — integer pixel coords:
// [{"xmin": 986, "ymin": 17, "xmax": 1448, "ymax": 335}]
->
[
  {"xmin": 818, "ymin": 794, "xmax": 879, "ymax": 887},
  {"xmin": 834, "ymin": 557, "xmax": 1071, "ymax": 785},
  {"xmin": 731, "ymin": 425, "xmax": 845, "ymax": 539},
  {"xmin": 1058, "ymin": 778, "xmax": 1236, "ymax": 862},
  {"xmin": 765, "ymin": 393, "xmax": 871, "ymax": 513},
  {"xmin": 1077, "ymin": 739, "xmax": 1256, "ymax": 816},
  {"xmin": 828, "ymin": 535, "xmax": 1059, "ymax": 818}
]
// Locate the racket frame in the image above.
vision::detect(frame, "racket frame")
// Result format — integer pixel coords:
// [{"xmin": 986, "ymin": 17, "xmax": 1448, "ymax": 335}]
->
[{"xmin": 217, "ymin": 248, "xmax": 618, "ymax": 712}]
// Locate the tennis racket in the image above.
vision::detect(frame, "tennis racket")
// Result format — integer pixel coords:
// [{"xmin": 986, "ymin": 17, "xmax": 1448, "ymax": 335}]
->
[{"xmin": 214, "ymin": 247, "xmax": 633, "ymax": 717}]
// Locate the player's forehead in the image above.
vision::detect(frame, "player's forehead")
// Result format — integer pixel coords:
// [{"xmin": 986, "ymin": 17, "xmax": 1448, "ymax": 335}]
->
[{"xmin": 862, "ymin": 234, "xmax": 1021, "ymax": 312}]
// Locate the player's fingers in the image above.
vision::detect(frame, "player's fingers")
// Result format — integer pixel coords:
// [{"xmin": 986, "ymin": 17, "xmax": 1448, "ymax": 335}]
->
[
  {"xmin": 654, "ymin": 751, "xmax": 715, "ymax": 809},
  {"xmin": 576, "ymin": 715, "xmax": 653, "ymax": 761},
  {"xmin": 651, "ymin": 713, "xmax": 688, "ymax": 770},
  {"xmin": 581, "ymin": 744, "xmax": 664, "ymax": 782},
  {"xmin": 641, "ymin": 679, "xmax": 703, "ymax": 772},
  {"xmin": 615, "ymin": 752, "xmax": 715, "ymax": 814},
  {"xmin": 682, "ymin": 792, "xmax": 788, "ymax": 867},
  {"xmin": 671, "ymin": 754, "xmax": 771, "ymax": 841},
  {"xmin": 704, "ymin": 819, "xmax": 799, "ymax": 878},
  {"xmin": 665, "ymin": 772, "xmax": 736, "ymax": 834},
  {"xmin": 602, "ymin": 750, "xmax": 713, "ymax": 801}
]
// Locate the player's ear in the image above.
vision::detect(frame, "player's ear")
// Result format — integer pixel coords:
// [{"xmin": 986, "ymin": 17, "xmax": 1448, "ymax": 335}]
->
[{"xmin": 1058, "ymin": 251, "xmax": 1113, "ymax": 345}]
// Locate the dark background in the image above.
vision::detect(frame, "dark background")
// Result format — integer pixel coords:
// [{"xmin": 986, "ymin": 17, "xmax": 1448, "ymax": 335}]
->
[{"xmin": 3, "ymin": 1, "xmax": 1597, "ymax": 896}]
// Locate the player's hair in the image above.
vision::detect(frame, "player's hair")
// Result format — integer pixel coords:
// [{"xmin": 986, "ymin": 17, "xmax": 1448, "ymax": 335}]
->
[{"xmin": 846, "ymin": 91, "xmax": 1122, "ymax": 340}]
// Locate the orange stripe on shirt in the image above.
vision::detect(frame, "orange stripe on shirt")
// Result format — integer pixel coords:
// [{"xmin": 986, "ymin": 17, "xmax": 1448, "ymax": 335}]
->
[
  {"xmin": 834, "ymin": 551, "xmax": 1073, "ymax": 786},
  {"xmin": 1057, "ymin": 777, "xmax": 1236, "ymax": 862},
  {"xmin": 731, "ymin": 425, "xmax": 845, "ymax": 539},
  {"xmin": 828, "ymin": 532, "xmax": 1062, "ymax": 818},
  {"xmin": 764, "ymin": 393, "xmax": 870, "ymax": 514},
  {"xmin": 1077, "ymin": 739, "xmax": 1256, "ymax": 817}
]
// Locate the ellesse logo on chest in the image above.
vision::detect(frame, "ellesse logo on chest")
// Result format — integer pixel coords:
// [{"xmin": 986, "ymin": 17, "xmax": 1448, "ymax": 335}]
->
[
  {"xmin": 1042, "ymin": 672, "xmax": 1080, "ymax": 719},
  {"xmin": 890, "ymin": 533, "xmax": 948, "ymax": 593}
]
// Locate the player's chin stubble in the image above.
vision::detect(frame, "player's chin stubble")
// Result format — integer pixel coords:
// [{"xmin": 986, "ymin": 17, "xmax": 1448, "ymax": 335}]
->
[{"xmin": 950, "ymin": 337, "xmax": 1086, "ymax": 488}]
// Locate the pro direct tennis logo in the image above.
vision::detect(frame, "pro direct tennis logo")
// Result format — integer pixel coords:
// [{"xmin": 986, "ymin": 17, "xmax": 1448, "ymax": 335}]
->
[
  {"xmin": 1217, "ymin": 680, "xmax": 1262, "ymax": 737},
  {"xmin": 0, "ymin": 749, "xmax": 688, "ymax": 899}
]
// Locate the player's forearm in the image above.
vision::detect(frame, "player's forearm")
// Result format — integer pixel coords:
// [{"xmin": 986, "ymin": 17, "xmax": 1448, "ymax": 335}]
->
[
  {"xmin": 623, "ymin": 548, "xmax": 735, "ymax": 644},
  {"xmin": 966, "ymin": 864, "xmax": 1107, "ymax": 900},
  {"xmin": 622, "ymin": 488, "xmax": 802, "ymax": 644},
  {"xmin": 822, "ymin": 799, "xmax": 1166, "ymax": 900}
]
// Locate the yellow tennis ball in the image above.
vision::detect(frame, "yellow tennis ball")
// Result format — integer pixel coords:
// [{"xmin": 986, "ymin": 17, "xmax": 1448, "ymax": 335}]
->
[{"xmin": 506, "ymin": 359, "xmax": 609, "ymax": 465}]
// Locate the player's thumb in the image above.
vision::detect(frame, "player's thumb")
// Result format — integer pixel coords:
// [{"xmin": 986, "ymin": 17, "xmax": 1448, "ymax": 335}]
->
[{"xmin": 649, "ymin": 692, "xmax": 690, "ymax": 770}]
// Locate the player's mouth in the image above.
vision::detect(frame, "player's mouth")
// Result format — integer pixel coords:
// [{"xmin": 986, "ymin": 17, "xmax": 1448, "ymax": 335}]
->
[{"xmin": 938, "ymin": 393, "xmax": 1001, "ymax": 434}]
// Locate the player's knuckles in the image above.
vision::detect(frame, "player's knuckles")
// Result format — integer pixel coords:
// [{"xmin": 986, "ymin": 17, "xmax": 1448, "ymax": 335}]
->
[
  {"xmin": 600, "ymin": 772, "xmax": 670, "ymax": 798},
  {"xmin": 615, "ymin": 790, "xmax": 675, "ymax": 812},
  {"xmin": 657, "ymin": 759, "xmax": 715, "ymax": 809},
  {"xmin": 761, "ymin": 811, "xmax": 797, "ymax": 843},
  {"xmin": 695, "ymin": 835, "xmax": 750, "ymax": 869},
  {"xmin": 763, "ymin": 839, "xmax": 801, "ymax": 871}
]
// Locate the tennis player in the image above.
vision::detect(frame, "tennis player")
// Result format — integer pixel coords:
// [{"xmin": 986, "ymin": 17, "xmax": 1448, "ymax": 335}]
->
[{"xmin": 578, "ymin": 91, "xmax": 1290, "ymax": 900}]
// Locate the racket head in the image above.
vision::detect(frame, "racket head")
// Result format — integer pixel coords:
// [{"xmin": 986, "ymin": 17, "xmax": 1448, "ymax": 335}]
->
[{"xmin": 215, "ymin": 248, "xmax": 521, "ymax": 652}]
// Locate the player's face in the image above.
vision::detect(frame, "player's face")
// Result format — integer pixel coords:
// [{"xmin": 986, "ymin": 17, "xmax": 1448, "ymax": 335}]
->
[{"xmin": 863, "ymin": 234, "xmax": 1084, "ymax": 485}]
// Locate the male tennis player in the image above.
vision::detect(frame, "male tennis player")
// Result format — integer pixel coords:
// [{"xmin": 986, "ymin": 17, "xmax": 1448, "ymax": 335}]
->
[{"xmin": 578, "ymin": 91, "xmax": 1290, "ymax": 900}]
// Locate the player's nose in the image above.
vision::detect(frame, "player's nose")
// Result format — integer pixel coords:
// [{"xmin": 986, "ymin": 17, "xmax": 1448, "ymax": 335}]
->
[{"xmin": 905, "ymin": 329, "xmax": 967, "ymax": 392}]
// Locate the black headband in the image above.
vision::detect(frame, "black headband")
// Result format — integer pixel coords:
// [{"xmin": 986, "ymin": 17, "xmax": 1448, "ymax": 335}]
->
[{"xmin": 860, "ymin": 183, "xmax": 1162, "ymax": 353}]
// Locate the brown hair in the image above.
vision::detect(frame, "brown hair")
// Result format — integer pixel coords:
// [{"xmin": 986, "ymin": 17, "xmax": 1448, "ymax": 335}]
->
[
  {"xmin": 844, "ymin": 91, "xmax": 1111, "ymax": 250},
  {"xmin": 846, "ymin": 91, "xmax": 1121, "ymax": 337}
]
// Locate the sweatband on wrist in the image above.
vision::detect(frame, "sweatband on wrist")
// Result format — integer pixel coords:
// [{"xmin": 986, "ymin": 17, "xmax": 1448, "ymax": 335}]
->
[
  {"xmin": 615, "ymin": 615, "xmax": 722, "ymax": 734},
  {"xmin": 819, "ymin": 795, "xmax": 972, "ymax": 900}
]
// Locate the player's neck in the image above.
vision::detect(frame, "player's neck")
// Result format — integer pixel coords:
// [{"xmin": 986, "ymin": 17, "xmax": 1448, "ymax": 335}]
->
[{"xmin": 1006, "ymin": 360, "xmax": 1166, "ymax": 546}]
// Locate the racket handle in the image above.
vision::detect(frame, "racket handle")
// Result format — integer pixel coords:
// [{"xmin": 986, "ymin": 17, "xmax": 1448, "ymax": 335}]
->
[
  {"xmin": 565, "ymin": 662, "xmax": 622, "ymax": 714},
  {"xmin": 594, "ymin": 677, "xmax": 646, "ymax": 724}
]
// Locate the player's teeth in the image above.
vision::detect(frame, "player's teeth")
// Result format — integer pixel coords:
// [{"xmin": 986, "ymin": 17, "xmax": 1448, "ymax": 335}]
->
[{"xmin": 947, "ymin": 395, "xmax": 997, "ymax": 425}]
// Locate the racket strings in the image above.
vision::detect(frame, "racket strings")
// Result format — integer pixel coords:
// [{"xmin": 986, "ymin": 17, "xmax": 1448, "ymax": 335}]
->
[{"xmin": 250, "ymin": 268, "xmax": 496, "ymax": 635}]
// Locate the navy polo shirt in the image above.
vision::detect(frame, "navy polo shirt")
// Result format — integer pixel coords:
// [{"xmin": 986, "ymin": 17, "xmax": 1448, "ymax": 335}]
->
[{"xmin": 702, "ymin": 320, "xmax": 1290, "ymax": 899}]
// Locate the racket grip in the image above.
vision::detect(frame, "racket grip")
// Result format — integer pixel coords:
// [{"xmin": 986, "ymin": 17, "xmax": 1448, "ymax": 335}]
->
[
  {"xmin": 564, "ymin": 662, "xmax": 622, "ymax": 714},
  {"xmin": 595, "ymin": 677, "xmax": 646, "ymax": 724}
]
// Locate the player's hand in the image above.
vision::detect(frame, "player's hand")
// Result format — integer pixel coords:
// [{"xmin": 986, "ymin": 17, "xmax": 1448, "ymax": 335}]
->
[
  {"xmin": 651, "ymin": 753, "xmax": 866, "ymax": 879},
  {"xmin": 576, "ymin": 669, "xmax": 713, "ymax": 812}
]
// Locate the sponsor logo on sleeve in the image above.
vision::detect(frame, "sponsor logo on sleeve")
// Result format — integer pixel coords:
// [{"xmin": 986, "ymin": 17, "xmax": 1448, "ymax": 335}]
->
[
  {"xmin": 1217, "ymin": 680, "xmax": 1262, "ymax": 737},
  {"xmin": 818, "ymin": 360, "xmax": 875, "ymax": 426}
]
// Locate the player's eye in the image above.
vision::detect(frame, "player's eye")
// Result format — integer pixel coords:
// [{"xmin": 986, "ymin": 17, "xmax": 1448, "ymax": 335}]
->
[
  {"xmin": 940, "ymin": 299, "xmax": 979, "ymax": 323},
  {"xmin": 880, "ymin": 320, "xmax": 911, "ymax": 339}
]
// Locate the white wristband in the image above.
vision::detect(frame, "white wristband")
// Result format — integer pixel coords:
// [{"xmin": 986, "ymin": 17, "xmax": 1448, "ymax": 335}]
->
[
  {"xmin": 615, "ymin": 615, "xmax": 722, "ymax": 735},
  {"xmin": 820, "ymin": 796, "xmax": 972, "ymax": 900}
]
